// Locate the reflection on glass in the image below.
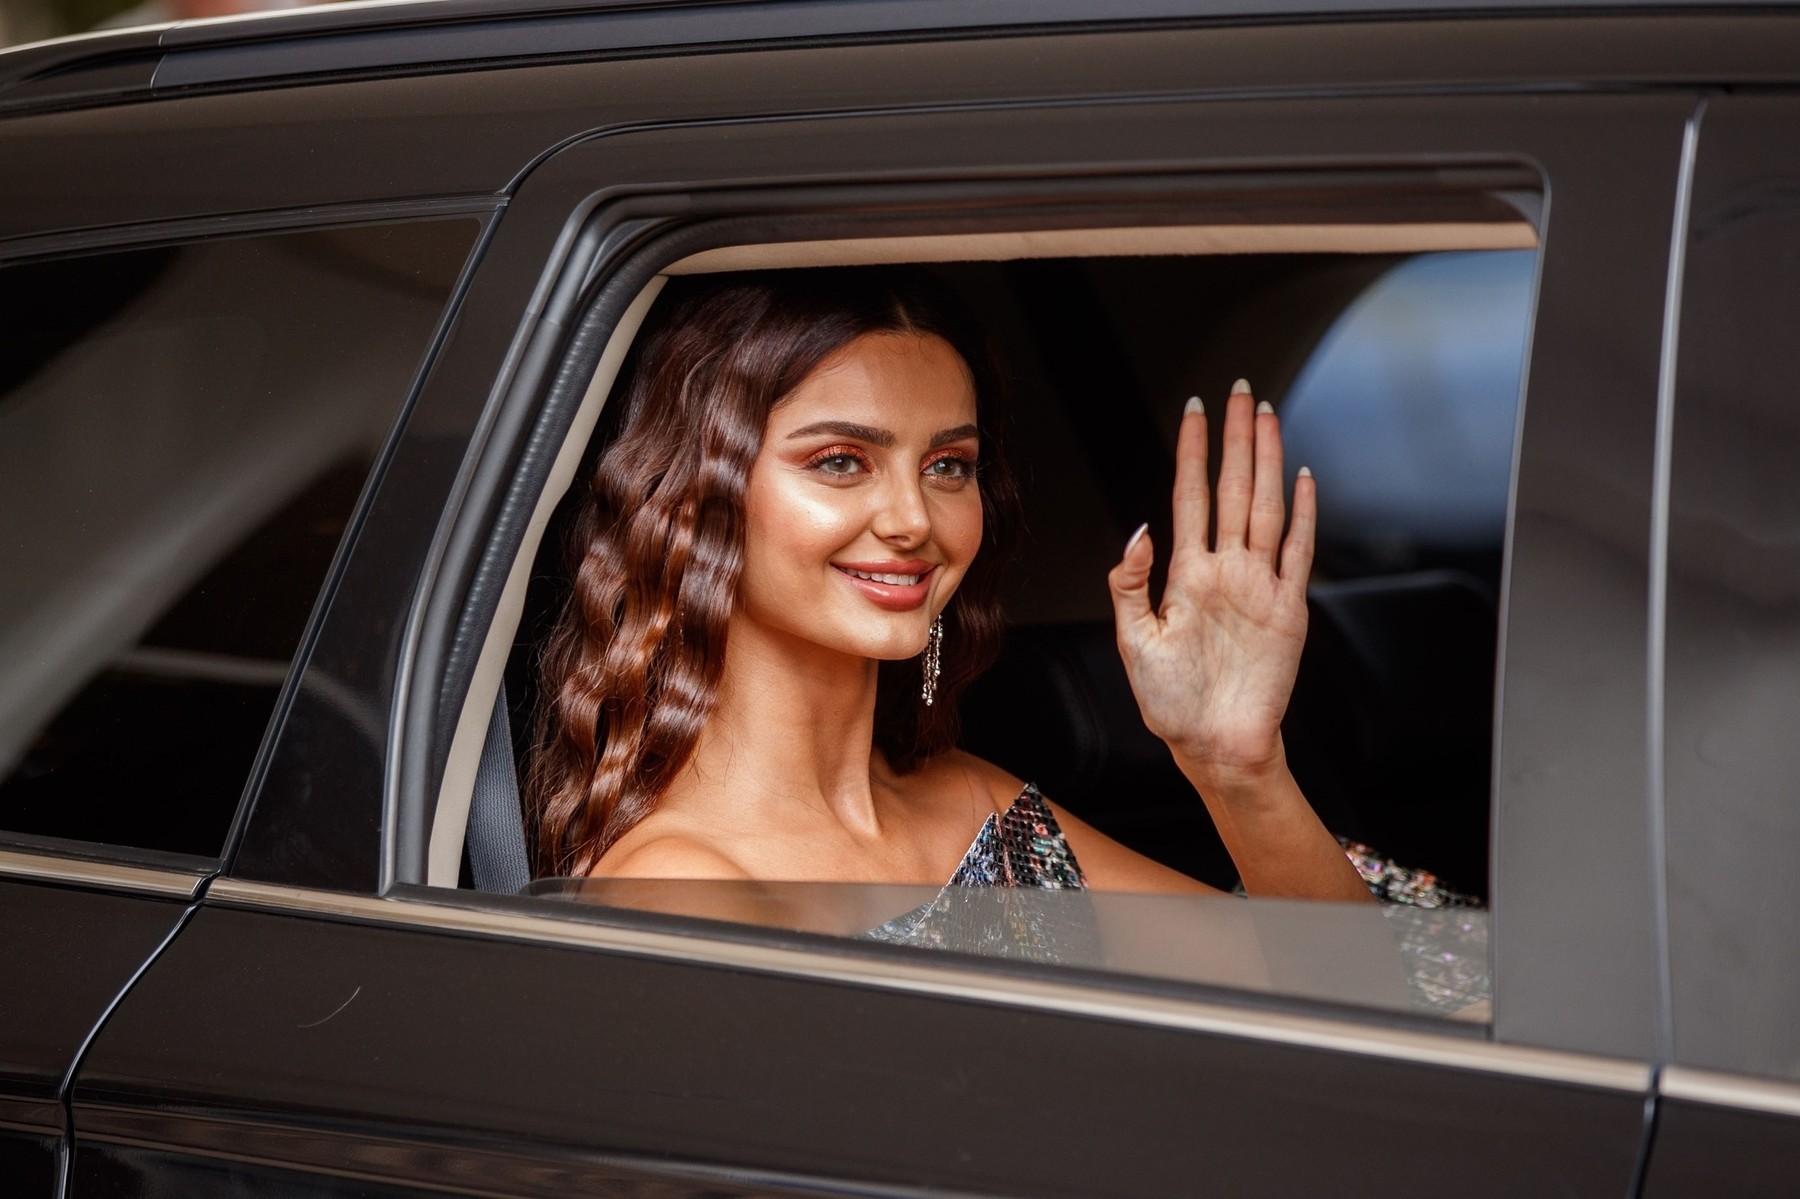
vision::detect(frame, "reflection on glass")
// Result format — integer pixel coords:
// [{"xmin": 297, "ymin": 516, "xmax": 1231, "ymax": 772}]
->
[
  {"xmin": 0, "ymin": 220, "xmax": 477, "ymax": 858},
  {"xmin": 530, "ymin": 878, "xmax": 1489, "ymax": 1022}
]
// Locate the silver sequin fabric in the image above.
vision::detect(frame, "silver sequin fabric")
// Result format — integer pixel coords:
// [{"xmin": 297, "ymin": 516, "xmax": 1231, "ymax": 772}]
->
[
  {"xmin": 864, "ymin": 785, "xmax": 1092, "ymax": 958},
  {"xmin": 945, "ymin": 783, "xmax": 1087, "ymax": 890},
  {"xmin": 1338, "ymin": 839, "xmax": 1479, "ymax": 909},
  {"xmin": 863, "ymin": 785, "xmax": 1489, "ymax": 1016}
]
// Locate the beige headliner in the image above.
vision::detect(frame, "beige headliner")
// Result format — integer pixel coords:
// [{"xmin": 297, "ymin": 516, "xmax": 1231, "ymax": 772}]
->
[{"xmin": 666, "ymin": 222, "xmax": 1538, "ymax": 274}]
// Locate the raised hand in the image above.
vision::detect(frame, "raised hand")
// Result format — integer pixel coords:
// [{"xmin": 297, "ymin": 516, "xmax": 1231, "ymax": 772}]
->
[{"xmin": 1106, "ymin": 380, "xmax": 1315, "ymax": 784}]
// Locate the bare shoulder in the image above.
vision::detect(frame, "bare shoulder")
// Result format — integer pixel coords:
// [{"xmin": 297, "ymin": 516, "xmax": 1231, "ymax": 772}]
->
[
  {"xmin": 589, "ymin": 828, "xmax": 753, "ymax": 881},
  {"xmin": 932, "ymin": 749, "xmax": 1027, "ymax": 815}
]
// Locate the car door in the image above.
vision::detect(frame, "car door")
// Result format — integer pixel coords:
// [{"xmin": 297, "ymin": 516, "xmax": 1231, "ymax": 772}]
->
[
  {"xmin": 1641, "ymin": 92, "xmax": 1800, "ymax": 1194},
  {"xmin": 0, "ymin": 210, "xmax": 483, "ymax": 1197},
  {"xmin": 0, "ymin": 870, "xmax": 200, "ymax": 1198},
  {"xmin": 63, "ymin": 19, "xmax": 1692, "ymax": 1194}
]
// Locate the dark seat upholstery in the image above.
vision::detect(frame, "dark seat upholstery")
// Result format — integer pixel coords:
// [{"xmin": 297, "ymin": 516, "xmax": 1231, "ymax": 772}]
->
[{"xmin": 958, "ymin": 570, "xmax": 1496, "ymax": 897}]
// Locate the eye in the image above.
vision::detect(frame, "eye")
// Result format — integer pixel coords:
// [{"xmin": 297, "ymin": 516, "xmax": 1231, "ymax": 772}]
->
[
  {"xmin": 922, "ymin": 453, "xmax": 975, "ymax": 485},
  {"xmin": 804, "ymin": 447, "xmax": 869, "ymax": 478}
]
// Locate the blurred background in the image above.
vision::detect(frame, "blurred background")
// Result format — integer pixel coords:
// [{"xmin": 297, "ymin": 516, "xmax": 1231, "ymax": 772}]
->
[{"xmin": 1, "ymin": 0, "xmax": 324, "ymax": 48}]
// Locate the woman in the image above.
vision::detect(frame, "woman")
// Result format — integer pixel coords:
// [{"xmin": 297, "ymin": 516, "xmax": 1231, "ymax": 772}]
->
[{"xmin": 529, "ymin": 267, "xmax": 1371, "ymax": 904}]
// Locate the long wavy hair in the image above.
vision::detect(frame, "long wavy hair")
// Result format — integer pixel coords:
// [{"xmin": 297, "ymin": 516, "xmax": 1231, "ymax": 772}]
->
[{"xmin": 528, "ymin": 268, "xmax": 1020, "ymax": 878}]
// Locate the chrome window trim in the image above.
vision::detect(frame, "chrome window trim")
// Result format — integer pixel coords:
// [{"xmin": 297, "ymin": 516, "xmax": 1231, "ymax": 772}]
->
[
  {"xmin": 1662, "ymin": 1066, "xmax": 1800, "ymax": 1118},
  {"xmin": 0, "ymin": 849, "xmax": 208, "ymax": 898},
  {"xmin": 208, "ymin": 877, "xmax": 1648, "ymax": 1093}
]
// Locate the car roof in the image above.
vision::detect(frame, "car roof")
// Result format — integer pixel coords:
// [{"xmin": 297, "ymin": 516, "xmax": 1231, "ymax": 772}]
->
[{"xmin": 5, "ymin": 0, "xmax": 1800, "ymax": 114}]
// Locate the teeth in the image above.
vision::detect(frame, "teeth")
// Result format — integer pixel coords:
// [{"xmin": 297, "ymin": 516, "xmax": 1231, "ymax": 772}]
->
[{"xmin": 845, "ymin": 568, "xmax": 923, "ymax": 586}]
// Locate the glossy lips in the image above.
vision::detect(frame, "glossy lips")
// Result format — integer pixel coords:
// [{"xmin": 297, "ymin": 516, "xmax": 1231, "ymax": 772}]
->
[{"xmin": 832, "ymin": 559, "xmax": 935, "ymax": 611}]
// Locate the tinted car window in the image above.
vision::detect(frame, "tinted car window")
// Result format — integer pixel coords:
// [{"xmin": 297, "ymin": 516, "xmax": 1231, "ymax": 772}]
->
[{"xmin": 0, "ymin": 219, "xmax": 477, "ymax": 861}]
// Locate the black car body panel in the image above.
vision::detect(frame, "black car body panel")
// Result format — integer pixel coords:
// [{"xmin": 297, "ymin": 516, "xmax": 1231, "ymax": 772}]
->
[
  {"xmin": 0, "ymin": 878, "xmax": 194, "ymax": 1196},
  {"xmin": 72, "ymin": 900, "xmax": 1647, "ymax": 1199}
]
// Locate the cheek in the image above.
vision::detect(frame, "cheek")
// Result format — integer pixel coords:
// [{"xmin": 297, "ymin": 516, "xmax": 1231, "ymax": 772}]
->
[
  {"xmin": 933, "ymin": 489, "xmax": 985, "ymax": 568},
  {"xmin": 741, "ymin": 466, "xmax": 864, "ymax": 572}
]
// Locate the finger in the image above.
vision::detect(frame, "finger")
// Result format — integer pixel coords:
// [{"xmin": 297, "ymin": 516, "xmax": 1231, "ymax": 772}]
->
[
  {"xmin": 1246, "ymin": 397, "xmax": 1286, "ymax": 559},
  {"xmin": 1279, "ymin": 466, "xmax": 1317, "ymax": 591},
  {"xmin": 1170, "ymin": 396, "xmax": 1210, "ymax": 562},
  {"xmin": 1214, "ymin": 379, "xmax": 1256, "ymax": 549},
  {"xmin": 1107, "ymin": 522, "xmax": 1157, "ymax": 637}
]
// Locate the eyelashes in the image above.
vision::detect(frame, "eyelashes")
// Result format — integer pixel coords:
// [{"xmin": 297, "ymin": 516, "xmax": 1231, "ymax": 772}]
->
[
  {"xmin": 803, "ymin": 446, "xmax": 867, "ymax": 474},
  {"xmin": 800, "ymin": 444, "xmax": 978, "ymax": 485},
  {"xmin": 921, "ymin": 450, "xmax": 977, "ymax": 483}
]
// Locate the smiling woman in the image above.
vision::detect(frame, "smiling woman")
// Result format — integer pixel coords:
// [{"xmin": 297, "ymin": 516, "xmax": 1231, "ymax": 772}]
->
[
  {"xmin": 525, "ymin": 267, "xmax": 1371, "ymax": 907},
  {"xmin": 529, "ymin": 270, "xmax": 1017, "ymax": 881}
]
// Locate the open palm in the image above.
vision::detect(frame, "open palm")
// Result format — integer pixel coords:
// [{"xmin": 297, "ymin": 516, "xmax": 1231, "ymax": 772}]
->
[{"xmin": 1107, "ymin": 383, "xmax": 1315, "ymax": 777}]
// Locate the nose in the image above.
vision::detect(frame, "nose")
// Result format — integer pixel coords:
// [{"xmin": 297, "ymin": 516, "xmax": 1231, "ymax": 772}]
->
[{"xmin": 870, "ymin": 470, "xmax": 931, "ymax": 549}]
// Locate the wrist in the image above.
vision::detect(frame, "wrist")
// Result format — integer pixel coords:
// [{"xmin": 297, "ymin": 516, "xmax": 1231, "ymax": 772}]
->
[{"xmin": 1169, "ymin": 739, "xmax": 1293, "ymax": 806}]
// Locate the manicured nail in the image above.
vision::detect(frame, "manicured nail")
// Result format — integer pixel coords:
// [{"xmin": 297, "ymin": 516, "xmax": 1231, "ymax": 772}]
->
[
  {"xmin": 1298, "ymin": 465, "xmax": 1313, "ymax": 478},
  {"xmin": 1231, "ymin": 378, "xmax": 1253, "ymax": 396},
  {"xmin": 1125, "ymin": 522, "xmax": 1150, "ymax": 553},
  {"xmin": 1255, "ymin": 400, "xmax": 1274, "ymax": 416},
  {"xmin": 1184, "ymin": 395, "xmax": 1204, "ymax": 416}
]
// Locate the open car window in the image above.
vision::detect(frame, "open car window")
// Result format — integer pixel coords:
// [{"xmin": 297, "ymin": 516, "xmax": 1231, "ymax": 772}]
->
[{"xmin": 439, "ymin": 222, "xmax": 1534, "ymax": 1027}]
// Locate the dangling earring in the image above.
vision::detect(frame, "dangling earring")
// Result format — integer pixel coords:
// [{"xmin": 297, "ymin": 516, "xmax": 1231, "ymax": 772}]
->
[{"xmin": 921, "ymin": 616, "xmax": 944, "ymax": 708}]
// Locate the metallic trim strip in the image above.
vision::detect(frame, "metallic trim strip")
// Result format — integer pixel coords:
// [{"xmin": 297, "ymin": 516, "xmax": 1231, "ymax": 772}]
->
[
  {"xmin": 1646, "ymin": 103, "xmax": 1704, "ymax": 1069},
  {"xmin": 1663, "ymin": 1066, "xmax": 1800, "ymax": 1119},
  {"xmin": 208, "ymin": 877, "xmax": 1649, "ymax": 1093},
  {"xmin": 0, "ymin": 850, "xmax": 206, "ymax": 898}
]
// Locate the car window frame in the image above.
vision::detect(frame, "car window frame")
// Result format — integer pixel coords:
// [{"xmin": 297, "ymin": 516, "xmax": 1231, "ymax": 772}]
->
[{"xmin": 218, "ymin": 89, "xmax": 1695, "ymax": 1079}]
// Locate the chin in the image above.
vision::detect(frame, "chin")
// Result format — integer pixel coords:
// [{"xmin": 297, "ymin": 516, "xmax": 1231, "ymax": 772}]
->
[
  {"xmin": 824, "ymin": 615, "xmax": 933, "ymax": 662},
  {"xmin": 841, "ymin": 629, "xmax": 931, "ymax": 662}
]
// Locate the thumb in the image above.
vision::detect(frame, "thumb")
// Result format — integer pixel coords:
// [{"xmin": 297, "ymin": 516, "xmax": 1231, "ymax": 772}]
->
[{"xmin": 1107, "ymin": 522, "xmax": 1155, "ymax": 634}]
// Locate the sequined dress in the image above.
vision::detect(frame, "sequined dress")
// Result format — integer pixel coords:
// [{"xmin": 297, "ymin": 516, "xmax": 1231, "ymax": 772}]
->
[
  {"xmin": 863, "ymin": 784, "xmax": 1091, "ymax": 957},
  {"xmin": 863, "ymin": 783, "xmax": 1487, "ymax": 1013}
]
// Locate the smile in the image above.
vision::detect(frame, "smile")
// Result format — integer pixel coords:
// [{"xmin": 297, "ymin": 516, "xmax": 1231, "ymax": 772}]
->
[
  {"xmin": 831, "ymin": 561, "xmax": 937, "ymax": 612},
  {"xmin": 842, "ymin": 568, "xmax": 925, "ymax": 586}
]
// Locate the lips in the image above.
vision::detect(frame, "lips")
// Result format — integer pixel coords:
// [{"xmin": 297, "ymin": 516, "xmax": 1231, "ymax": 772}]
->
[
  {"xmin": 842, "ymin": 567, "xmax": 925, "ymax": 586},
  {"xmin": 832, "ymin": 560, "xmax": 936, "ymax": 612}
]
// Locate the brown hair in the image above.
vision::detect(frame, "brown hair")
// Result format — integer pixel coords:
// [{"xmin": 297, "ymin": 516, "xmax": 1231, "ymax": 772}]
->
[{"xmin": 528, "ymin": 268, "xmax": 1020, "ymax": 877}]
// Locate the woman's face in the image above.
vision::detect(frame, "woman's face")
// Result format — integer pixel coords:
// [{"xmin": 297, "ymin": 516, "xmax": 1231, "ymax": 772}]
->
[{"xmin": 738, "ymin": 330, "xmax": 983, "ymax": 663}]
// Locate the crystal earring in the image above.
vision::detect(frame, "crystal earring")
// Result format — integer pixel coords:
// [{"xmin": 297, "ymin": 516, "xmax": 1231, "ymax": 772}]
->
[{"xmin": 921, "ymin": 616, "xmax": 944, "ymax": 707}]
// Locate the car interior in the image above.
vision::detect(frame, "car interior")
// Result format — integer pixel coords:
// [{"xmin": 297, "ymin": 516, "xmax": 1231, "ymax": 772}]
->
[{"xmin": 432, "ymin": 222, "xmax": 1538, "ymax": 915}]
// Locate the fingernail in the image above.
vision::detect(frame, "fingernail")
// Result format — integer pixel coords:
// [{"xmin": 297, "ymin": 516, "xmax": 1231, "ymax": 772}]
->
[
  {"xmin": 1255, "ymin": 400, "xmax": 1274, "ymax": 416},
  {"xmin": 1231, "ymin": 378, "xmax": 1253, "ymax": 395},
  {"xmin": 1298, "ymin": 465, "xmax": 1313, "ymax": 478},
  {"xmin": 1125, "ymin": 522, "xmax": 1149, "ymax": 553},
  {"xmin": 1184, "ymin": 395, "xmax": 1204, "ymax": 416}
]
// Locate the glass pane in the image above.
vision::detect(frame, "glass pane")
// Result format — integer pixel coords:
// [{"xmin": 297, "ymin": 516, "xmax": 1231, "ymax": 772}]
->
[
  {"xmin": 0, "ymin": 219, "xmax": 478, "ymax": 859},
  {"xmin": 529, "ymin": 879, "xmax": 1491, "ymax": 1021}
]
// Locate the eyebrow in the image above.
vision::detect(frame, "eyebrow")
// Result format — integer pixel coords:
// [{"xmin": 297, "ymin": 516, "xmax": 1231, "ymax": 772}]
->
[{"xmin": 784, "ymin": 421, "xmax": 980, "ymax": 449}]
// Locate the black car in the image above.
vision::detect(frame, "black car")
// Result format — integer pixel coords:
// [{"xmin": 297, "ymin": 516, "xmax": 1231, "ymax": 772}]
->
[{"xmin": 4, "ymin": 2, "xmax": 1800, "ymax": 1195}]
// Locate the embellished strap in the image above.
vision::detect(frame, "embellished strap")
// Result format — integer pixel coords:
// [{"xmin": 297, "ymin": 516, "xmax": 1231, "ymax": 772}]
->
[{"xmin": 947, "ymin": 783, "xmax": 1087, "ymax": 891}]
